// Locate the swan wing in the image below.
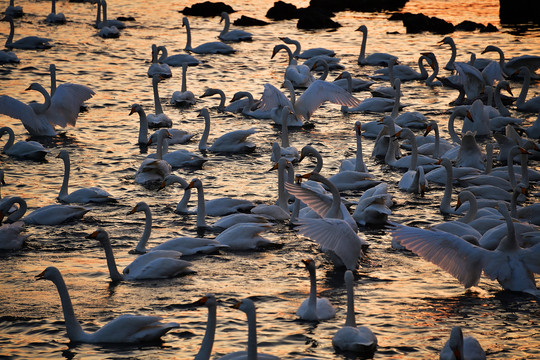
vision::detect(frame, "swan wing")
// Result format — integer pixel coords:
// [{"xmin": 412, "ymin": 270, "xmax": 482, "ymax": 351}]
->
[
  {"xmin": 123, "ymin": 250, "xmax": 191, "ymax": 279},
  {"xmin": 295, "ymin": 80, "xmax": 361, "ymax": 120},
  {"xmin": 285, "ymin": 182, "xmax": 333, "ymax": 218},
  {"xmin": 92, "ymin": 314, "xmax": 179, "ymax": 343},
  {"xmin": 390, "ymin": 225, "xmax": 488, "ymax": 288},
  {"xmin": 296, "ymin": 218, "xmax": 365, "ymax": 270},
  {"xmin": 0, "ymin": 95, "xmax": 54, "ymax": 135},
  {"xmin": 215, "ymin": 222, "xmax": 273, "ymax": 249},
  {"xmin": 49, "ymin": 83, "xmax": 95, "ymax": 127},
  {"xmin": 258, "ymin": 83, "xmax": 292, "ymax": 111},
  {"xmin": 212, "ymin": 128, "xmax": 256, "ymax": 147},
  {"xmin": 519, "ymin": 244, "xmax": 540, "ymax": 275}
]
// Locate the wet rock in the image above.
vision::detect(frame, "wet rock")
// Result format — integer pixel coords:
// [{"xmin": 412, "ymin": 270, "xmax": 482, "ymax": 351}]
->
[
  {"xmin": 297, "ymin": 7, "xmax": 340, "ymax": 29},
  {"xmin": 480, "ymin": 23, "xmax": 498, "ymax": 32},
  {"xmin": 455, "ymin": 20, "xmax": 498, "ymax": 32},
  {"xmin": 266, "ymin": 1, "xmax": 299, "ymax": 20},
  {"xmin": 233, "ymin": 15, "xmax": 269, "ymax": 26},
  {"xmin": 500, "ymin": 0, "xmax": 540, "ymax": 25},
  {"xmin": 401, "ymin": 13, "xmax": 455, "ymax": 34},
  {"xmin": 180, "ymin": 1, "xmax": 235, "ymax": 17},
  {"xmin": 308, "ymin": 0, "xmax": 408, "ymax": 12}
]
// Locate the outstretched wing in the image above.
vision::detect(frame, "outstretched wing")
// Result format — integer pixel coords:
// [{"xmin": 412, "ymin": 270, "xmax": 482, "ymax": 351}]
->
[
  {"xmin": 258, "ymin": 83, "xmax": 292, "ymax": 111},
  {"xmin": 49, "ymin": 83, "xmax": 95, "ymax": 127},
  {"xmin": 295, "ymin": 80, "xmax": 361, "ymax": 120}
]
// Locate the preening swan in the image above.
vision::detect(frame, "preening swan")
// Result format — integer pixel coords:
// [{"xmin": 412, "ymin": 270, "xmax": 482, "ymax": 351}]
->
[
  {"xmin": 231, "ymin": 91, "xmax": 272, "ymax": 119},
  {"xmin": 183, "ymin": 17, "xmax": 235, "ymax": 54},
  {"xmin": 170, "ymin": 63, "xmax": 196, "ymax": 107},
  {"xmin": 352, "ymin": 182, "xmax": 393, "ymax": 226},
  {"xmin": 128, "ymin": 201, "xmax": 227, "ymax": 255},
  {"xmin": 0, "ymin": 221, "xmax": 26, "ymax": 250},
  {"xmin": 357, "ymin": 25, "xmax": 397, "ymax": 66},
  {"xmin": 198, "ymin": 108, "xmax": 257, "ymax": 153},
  {"xmin": 219, "ymin": 12, "xmax": 252, "ymax": 42},
  {"xmin": 57, "ymin": 150, "xmax": 115, "ymax": 203},
  {"xmin": 440, "ymin": 326, "xmax": 486, "ymax": 360},
  {"xmin": 89, "ymin": 229, "xmax": 192, "ymax": 281},
  {"xmin": 45, "ymin": 0, "xmax": 66, "ymax": 24},
  {"xmin": 158, "ymin": 45, "xmax": 199, "ymax": 66},
  {"xmin": 148, "ymin": 44, "xmax": 172, "ymax": 78},
  {"xmin": 3, "ymin": 16, "xmax": 52, "ymax": 50},
  {"xmin": 271, "ymin": 44, "xmax": 314, "ymax": 89},
  {"xmin": 217, "ymin": 298, "xmax": 281, "ymax": 360},
  {"xmin": 0, "ymin": 49, "xmax": 19, "ymax": 64},
  {"xmin": 332, "ymin": 270, "xmax": 377, "ymax": 355},
  {"xmin": 390, "ymin": 203, "xmax": 540, "ymax": 294},
  {"xmin": 0, "ymin": 82, "xmax": 94, "ymax": 136},
  {"xmin": 1, "ymin": 196, "xmax": 91, "ymax": 225},
  {"xmin": 0, "ymin": 126, "xmax": 48, "ymax": 161},
  {"xmin": 36, "ymin": 266, "xmax": 179, "ymax": 343},
  {"xmin": 147, "ymin": 74, "xmax": 172, "ymax": 128},
  {"xmin": 296, "ymin": 258, "xmax": 336, "ymax": 321}
]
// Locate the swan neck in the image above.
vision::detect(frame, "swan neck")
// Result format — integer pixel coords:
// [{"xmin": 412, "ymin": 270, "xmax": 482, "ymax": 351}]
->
[
  {"xmin": 59, "ymin": 154, "xmax": 71, "ymax": 199},
  {"xmin": 195, "ymin": 183, "xmax": 207, "ymax": 228},
  {"xmin": 358, "ymin": 29, "xmax": 367, "ymax": 62},
  {"xmin": 507, "ymin": 149, "xmax": 518, "ymax": 188},
  {"xmin": 384, "ymin": 137, "xmax": 399, "ymax": 165},
  {"xmin": 445, "ymin": 41, "xmax": 456, "ymax": 69},
  {"xmin": 50, "ymin": 65, "xmax": 57, "ymax": 96},
  {"xmin": 418, "ymin": 56, "xmax": 428, "ymax": 78},
  {"xmin": 184, "ymin": 19, "xmax": 192, "ymax": 51},
  {"xmin": 95, "ymin": 0, "xmax": 101, "ymax": 27},
  {"xmin": 176, "ymin": 188, "xmax": 192, "ymax": 214},
  {"xmin": 198, "ymin": 112, "xmax": 211, "ymax": 151},
  {"xmin": 308, "ymin": 266, "xmax": 317, "ymax": 310},
  {"xmin": 246, "ymin": 306, "xmax": 258, "ymax": 360},
  {"xmin": 220, "ymin": 14, "xmax": 230, "ymax": 36},
  {"xmin": 497, "ymin": 207, "xmax": 518, "ymax": 251},
  {"xmin": 312, "ymin": 150, "xmax": 323, "ymax": 174},
  {"xmin": 6, "ymin": 197, "xmax": 27, "ymax": 222},
  {"xmin": 102, "ymin": 0, "xmax": 108, "ymax": 23},
  {"xmin": 440, "ymin": 161, "xmax": 453, "ymax": 213},
  {"xmin": 290, "ymin": 39, "xmax": 301, "ymax": 58},
  {"xmin": 321, "ymin": 177, "xmax": 342, "ymax": 219},
  {"xmin": 155, "ymin": 131, "xmax": 165, "ymax": 160},
  {"xmin": 277, "ymin": 161, "xmax": 288, "ymax": 212},
  {"xmin": 485, "ymin": 143, "xmax": 493, "ymax": 173},
  {"xmin": 215, "ymin": 89, "xmax": 226, "ymax": 111},
  {"xmin": 281, "ymin": 111, "xmax": 290, "ymax": 148},
  {"xmin": 33, "ymin": 84, "xmax": 52, "ymax": 114},
  {"xmin": 520, "ymin": 152, "xmax": 529, "ymax": 187},
  {"xmin": 285, "ymin": 81, "xmax": 296, "ymax": 105},
  {"xmin": 355, "ymin": 129, "xmax": 365, "ymax": 172},
  {"xmin": 408, "ymin": 133, "xmax": 419, "ymax": 170},
  {"xmin": 494, "ymin": 86, "xmax": 510, "ymax": 117},
  {"xmin": 100, "ymin": 237, "xmax": 124, "ymax": 282},
  {"xmin": 448, "ymin": 111, "xmax": 462, "ymax": 144},
  {"xmin": 432, "ymin": 124, "xmax": 440, "ymax": 159},
  {"xmin": 194, "ymin": 304, "xmax": 216, "ymax": 360},
  {"xmin": 460, "ymin": 194, "xmax": 477, "ymax": 223},
  {"xmin": 152, "ymin": 77, "xmax": 163, "ymax": 115},
  {"xmin": 426, "ymin": 57, "xmax": 439, "ymax": 85},
  {"xmin": 1, "ymin": 127, "xmax": 15, "ymax": 151},
  {"xmin": 135, "ymin": 206, "xmax": 152, "ymax": 253},
  {"xmin": 390, "ymin": 81, "xmax": 400, "ymax": 118},
  {"xmin": 345, "ymin": 276, "xmax": 356, "ymax": 328},
  {"xmin": 50, "ymin": 272, "xmax": 86, "ymax": 342},
  {"xmin": 516, "ymin": 70, "xmax": 530, "ymax": 107},
  {"xmin": 51, "ymin": 0, "xmax": 56, "ymax": 14},
  {"xmin": 6, "ymin": 18, "xmax": 14, "ymax": 46},
  {"xmin": 318, "ymin": 61, "xmax": 329, "ymax": 81},
  {"xmin": 181, "ymin": 63, "xmax": 188, "ymax": 92},
  {"xmin": 137, "ymin": 109, "xmax": 148, "ymax": 144}
]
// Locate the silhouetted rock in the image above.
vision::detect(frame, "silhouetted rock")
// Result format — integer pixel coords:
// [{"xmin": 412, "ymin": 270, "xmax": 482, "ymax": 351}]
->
[
  {"xmin": 480, "ymin": 23, "xmax": 498, "ymax": 32},
  {"xmin": 297, "ymin": 8, "xmax": 341, "ymax": 29},
  {"xmin": 456, "ymin": 20, "xmax": 482, "ymax": 31},
  {"xmin": 308, "ymin": 0, "xmax": 408, "ymax": 12},
  {"xmin": 402, "ymin": 13, "xmax": 454, "ymax": 34},
  {"xmin": 180, "ymin": 1, "xmax": 234, "ymax": 17},
  {"xmin": 233, "ymin": 15, "xmax": 269, "ymax": 26},
  {"xmin": 266, "ymin": 1, "xmax": 299, "ymax": 20},
  {"xmin": 500, "ymin": 0, "xmax": 540, "ymax": 25}
]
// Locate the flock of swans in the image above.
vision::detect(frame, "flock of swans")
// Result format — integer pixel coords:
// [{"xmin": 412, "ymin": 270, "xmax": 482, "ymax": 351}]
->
[{"xmin": 1, "ymin": 0, "xmax": 540, "ymax": 358}]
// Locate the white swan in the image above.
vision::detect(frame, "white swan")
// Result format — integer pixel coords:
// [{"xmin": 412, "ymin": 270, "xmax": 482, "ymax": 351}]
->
[
  {"xmin": 36, "ymin": 266, "xmax": 179, "ymax": 343},
  {"xmin": 514, "ymin": 66, "xmax": 540, "ymax": 113},
  {"xmin": 420, "ymin": 52, "xmax": 442, "ymax": 87},
  {"xmin": 440, "ymin": 326, "xmax": 486, "ymax": 360},
  {"xmin": 192, "ymin": 294, "xmax": 218, "ymax": 360},
  {"xmin": 385, "ymin": 128, "xmax": 439, "ymax": 171},
  {"xmin": 390, "ymin": 203, "xmax": 540, "ymax": 294},
  {"xmin": 89, "ymin": 229, "xmax": 192, "ymax": 281},
  {"xmin": 371, "ymin": 54, "xmax": 429, "ymax": 82},
  {"xmin": 95, "ymin": 0, "xmax": 125, "ymax": 29},
  {"xmin": 57, "ymin": 150, "xmax": 114, "ymax": 203},
  {"xmin": 481, "ymin": 45, "xmax": 540, "ymax": 78},
  {"xmin": 352, "ymin": 182, "xmax": 393, "ymax": 226},
  {"xmin": 417, "ymin": 121, "xmax": 454, "ymax": 159},
  {"xmin": 146, "ymin": 74, "xmax": 172, "ymax": 128},
  {"xmin": 357, "ymin": 25, "xmax": 397, "ymax": 66},
  {"xmin": 231, "ymin": 91, "xmax": 272, "ymax": 119},
  {"xmin": 134, "ymin": 127, "xmax": 171, "ymax": 187},
  {"xmin": 279, "ymin": 36, "xmax": 335, "ymax": 59},
  {"xmin": 3, "ymin": 16, "xmax": 52, "ymax": 50},
  {"xmin": 128, "ymin": 201, "xmax": 227, "ymax": 255},
  {"xmin": 215, "ymin": 222, "xmax": 273, "ymax": 250},
  {"xmin": 260, "ymin": 81, "xmax": 304, "ymax": 127},
  {"xmin": 0, "ymin": 49, "xmax": 19, "ymax": 64},
  {"xmin": 183, "ymin": 17, "xmax": 235, "ymax": 54},
  {"xmin": 339, "ymin": 121, "xmax": 368, "ymax": 172},
  {"xmin": 270, "ymin": 107, "xmax": 299, "ymax": 162},
  {"xmin": 130, "ymin": 102, "xmax": 192, "ymax": 145},
  {"xmin": 147, "ymin": 129, "xmax": 207, "ymax": 169},
  {"xmin": 0, "ymin": 221, "xmax": 26, "ymax": 250},
  {"xmin": 344, "ymin": 78, "xmax": 403, "ymax": 114},
  {"xmin": 148, "ymin": 44, "xmax": 172, "ymax": 78},
  {"xmin": 464, "ymin": 99, "xmax": 492, "ymax": 137},
  {"xmin": 170, "ymin": 63, "xmax": 196, "ymax": 107},
  {"xmin": 332, "ymin": 270, "xmax": 377, "ymax": 355},
  {"xmin": 296, "ymin": 258, "xmax": 336, "ymax": 321},
  {"xmin": 158, "ymin": 45, "xmax": 199, "ymax": 67},
  {"xmin": 45, "ymin": 0, "xmax": 66, "ymax": 24},
  {"xmin": 0, "ymin": 126, "xmax": 48, "ymax": 161},
  {"xmin": 456, "ymin": 131, "xmax": 485, "ymax": 170},
  {"xmin": 334, "ymin": 71, "xmax": 374, "ymax": 93},
  {"xmin": 271, "ymin": 44, "xmax": 314, "ymax": 89},
  {"xmin": 218, "ymin": 299, "xmax": 281, "ymax": 360},
  {"xmin": 431, "ymin": 191, "xmax": 483, "ymax": 240},
  {"xmin": 453, "ymin": 62, "xmax": 486, "ymax": 101},
  {"xmin": 198, "ymin": 108, "xmax": 257, "ymax": 153},
  {"xmin": 219, "ymin": 12, "xmax": 252, "ymax": 42},
  {"xmin": 0, "ymin": 82, "xmax": 94, "ymax": 136},
  {"xmin": 200, "ymin": 88, "xmax": 255, "ymax": 113},
  {"xmin": 1, "ymin": 196, "xmax": 90, "ymax": 225}
]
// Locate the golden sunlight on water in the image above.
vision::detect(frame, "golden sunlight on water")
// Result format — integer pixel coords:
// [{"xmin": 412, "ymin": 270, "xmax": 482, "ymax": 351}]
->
[{"xmin": 0, "ymin": 0, "xmax": 539, "ymax": 359}]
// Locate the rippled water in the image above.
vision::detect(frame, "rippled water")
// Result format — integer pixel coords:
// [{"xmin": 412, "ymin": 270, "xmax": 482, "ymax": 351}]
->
[{"xmin": 1, "ymin": 0, "xmax": 539, "ymax": 358}]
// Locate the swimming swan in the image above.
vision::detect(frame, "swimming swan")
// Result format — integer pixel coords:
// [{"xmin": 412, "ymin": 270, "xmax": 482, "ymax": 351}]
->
[
  {"xmin": 219, "ymin": 12, "xmax": 252, "ymax": 42},
  {"xmin": 183, "ymin": 17, "xmax": 235, "ymax": 55},
  {"xmin": 0, "ymin": 126, "xmax": 48, "ymax": 161},
  {"xmin": 170, "ymin": 62, "xmax": 196, "ymax": 107},
  {"xmin": 3, "ymin": 16, "xmax": 52, "ymax": 50},
  {"xmin": 296, "ymin": 258, "xmax": 336, "ymax": 321},
  {"xmin": 440, "ymin": 326, "xmax": 486, "ymax": 360},
  {"xmin": 198, "ymin": 108, "xmax": 257, "ymax": 153}
]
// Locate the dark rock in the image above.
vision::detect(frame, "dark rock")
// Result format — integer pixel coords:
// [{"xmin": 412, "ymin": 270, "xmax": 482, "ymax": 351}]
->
[
  {"xmin": 297, "ymin": 8, "xmax": 341, "ymax": 29},
  {"xmin": 500, "ymin": 0, "xmax": 540, "ymax": 25},
  {"xmin": 180, "ymin": 1, "xmax": 234, "ymax": 17},
  {"xmin": 308, "ymin": 0, "xmax": 348, "ymax": 12},
  {"xmin": 266, "ymin": 1, "xmax": 299, "ymax": 20},
  {"xmin": 346, "ymin": 0, "xmax": 409, "ymax": 12},
  {"xmin": 456, "ymin": 20, "xmax": 482, "ymax": 31},
  {"xmin": 233, "ymin": 15, "xmax": 269, "ymax": 26},
  {"xmin": 402, "ymin": 13, "xmax": 454, "ymax": 34},
  {"xmin": 480, "ymin": 23, "xmax": 498, "ymax": 32},
  {"xmin": 388, "ymin": 12, "xmax": 412, "ymax": 21}
]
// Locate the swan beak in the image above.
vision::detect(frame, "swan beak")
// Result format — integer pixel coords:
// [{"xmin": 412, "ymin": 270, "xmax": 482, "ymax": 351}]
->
[
  {"xmin": 520, "ymin": 186, "xmax": 528, "ymax": 195},
  {"xmin": 518, "ymin": 147, "xmax": 531, "ymax": 155},
  {"xmin": 335, "ymin": 72, "xmax": 344, "ymax": 80},
  {"xmin": 35, "ymin": 270, "xmax": 46, "ymax": 280},
  {"xmin": 505, "ymin": 84, "xmax": 513, "ymax": 96},
  {"xmin": 295, "ymin": 174, "xmax": 302, "ymax": 184},
  {"xmin": 435, "ymin": 159, "xmax": 443, "ymax": 165},
  {"xmin": 232, "ymin": 300, "xmax": 242, "ymax": 309},
  {"xmin": 186, "ymin": 180, "xmax": 196, "ymax": 189},
  {"xmin": 301, "ymin": 259, "xmax": 312, "ymax": 267},
  {"xmin": 193, "ymin": 296, "xmax": 209, "ymax": 306},
  {"xmin": 268, "ymin": 162, "xmax": 279, "ymax": 172},
  {"xmin": 377, "ymin": 117, "xmax": 385, "ymax": 123},
  {"xmin": 466, "ymin": 111, "xmax": 474, "ymax": 121},
  {"xmin": 0, "ymin": 210, "xmax": 4, "ymax": 223},
  {"xmin": 24, "ymin": 85, "xmax": 32, "ymax": 91},
  {"xmin": 127, "ymin": 205, "xmax": 138, "ymax": 215},
  {"xmin": 454, "ymin": 198, "xmax": 462, "ymax": 211},
  {"xmin": 420, "ymin": 183, "xmax": 426, "ymax": 196},
  {"xmin": 158, "ymin": 181, "xmax": 167, "ymax": 191},
  {"xmin": 300, "ymin": 172, "xmax": 314, "ymax": 179},
  {"xmin": 129, "ymin": 106, "xmax": 137, "ymax": 115},
  {"xmin": 423, "ymin": 125, "xmax": 433, "ymax": 137},
  {"xmin": 392, "ymin": 129, "xmax": 402, "ymax": 138},
  {"xmin": 86, "ymin": 230, "xmax": 99, "ymax": 239}
]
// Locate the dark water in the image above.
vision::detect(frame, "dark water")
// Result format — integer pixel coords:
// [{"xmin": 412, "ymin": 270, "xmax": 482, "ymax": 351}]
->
[{"xmin": 0, "ymin": 0, "xmax": 539, "ymax": 358}]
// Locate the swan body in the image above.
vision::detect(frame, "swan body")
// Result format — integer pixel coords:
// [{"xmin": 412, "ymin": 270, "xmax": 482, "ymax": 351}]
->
[
  {"xmin": 339, "ymin": 121, "xmax": 368, "ymax": 172},
  {"xmin": 4, "ymin": 16, "xmax": 52, "ymax": 50},
  {"xmin": 482, "ymin": 45, "xmax": 540, "ymax": 78},
  {"xmin": 0, "ymin": 50, "xmax": 19, "ymax": 64},
  {"xmin": 2, "ymin": 196, "xmax": 91, "ymax": 225},
  {"xmin": 231, "ymin": 91, "xmax": 272, "ymax": 119},
  {"xmin": 332, "ymin": 271, "xmax": 377, "ymax": 355},
  {"xmin": 183, "ymin": 17, "xmax": 235, "ymax": 54},
  {"xmin": 46, "ymin": 0, "xmax": 66, "ymax": 24},
  {"xmin": 5, "ymin": 0, "xmax": 23, "ymax": 18},
  {"xmin": 95, "ymin": 0, "xmax": 125, "ymax": 30},
  {"xmin": 352, "ymin": 182, "xmax": 393, "ymax": 226},
  {"xmin": 515, "ymin": 66, "xmax": 540, "ymax": 113},
  {"xmin": 280, "ymin": 36, "xmax": 335, "ymax": 59},
  {"xmin": 215, "ymin": 222, "xmax": 273, "ymax": 250},
  {"xmin": 200, "ymin": 88, "xmax": 255, "ymax": 113},
  {"xmin": 0, "ymin": 221, "xmax": 26, "ymax": 250},
  {"xmin": 36, "ymin": 266, "xmax": 179, "ymax": 343},
  {"xmin": 57, "ymin": 150, "xmax": 114, "ymax": 203},
  {"xmin": 219, "ymin": 12, "xmax": 252, "ymax": 42},
  {"xmin": 129, "ymin": 201, "xmax": 227, "ymax": 255},
  {"xmin": 198, "ymin": 108, "xmax": 257, "ymax": 153},
  {"xmin": 89, "ymin": 229, "xmax": 192, "ymax": 281},
  {"xmin": 98, "ymin": 24, "xmax": 119, "ymax": 38},
  {"xmin": 344, "ymin": 78, "xmax": 403, "ymax": 114},
  {"xmin": 148, "ymin": 128, "xmax": 194, "ymax": 146},
  {"xmin": 456, "ymin": 131, "xmax": 485, "ymax": 171},
  {"xmin": 440, "ymin": 326, "xmax": 486, "ymax": 360},
  {"xmin": 0, "ymin": 82, "xmax": 94, "ymax": 136},
  {"xmin": 390, "ymin": 203, "xmax": 540, "ymax": 294},
  {"xmin": 418, "ymin": 121, "xmax": 455, "ymax": 159},
  {"xmin": 296, "ymin": 258, "xmax": 336, "ymax": 321},
  {"xmin": 148, "ymin": 131, "xmax": 207, "ymax": 169},
  {"xmin": 0, "ymin": 126, "xmax": 47, "ymax": 161},
  {"xmin": 386, "ymin": 128, "xmax": 439, "ymax": 171},
  {"xmin": 157, "ymin": 45, "xmax": 199, "ymax": 66},
  {"xmin": 147, "ymin": 74, "xmax": 172, "ymax": 128},
  {"xmin": 371, "ymin": 54, "xmax": 429, "ymax": 82},
  {"xmin": 334, "ymin": 71, "xmax": 374, "ymax": 92},
  {"xmin": 272, "ymin": 44, "xmax": 314, "ymax": 88},
  {"xmin": 148, "ymin": 44, "xmax": 172, "ymax": 78},
  {"xmin": 170, "ymin": 63, "xmax": 196, "ymax": 107},
  {"xmin": 135, "ymin": 127, "xmax": 171, "ymax": 187},
  {"xmin": 357, "ymin": 25, "xmax": 397, "ymax": 66},
  {"xmin": 218, "ymin": 299, "xmax": 281, "ymax": 360}
]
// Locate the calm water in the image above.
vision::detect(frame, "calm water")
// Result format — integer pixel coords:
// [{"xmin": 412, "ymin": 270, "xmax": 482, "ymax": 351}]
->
[{"xmin": 1, "ymin": 0, "xmax": 539, "ymax": 359}]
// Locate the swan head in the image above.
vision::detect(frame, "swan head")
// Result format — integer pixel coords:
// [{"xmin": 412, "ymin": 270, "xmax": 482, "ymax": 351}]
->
[
  {"xmin": 198, "ymin": 107, "xmax": 210, "ymax": 118},
  {"xmin": 219, "ymin": 12, "xmax": 228, "ymax": 23},
  {"xmin": 438, "ymin": 36, "xmax": 453, "ymax": 46},
  {"xmin": 355, "ymin": 121, "xmax": 362, "ymax": 135},
  {"xmin": 86, "ymin": 228, "xmax": 109, "ymax": 245},
  {"xmin": 448, "ymin": 326, "xmax": 464, "ymax": 358},
  {"xmin": 302, "ymin": 258, "xmax": 316, "ymax": 272},
  {"xmin": 356, "ymin": 24, "xmax": 367, "ymax": 33},
  {"xmin": 56, "ymin": 150, "xmax": 69, "ymax": 160},
  {"xmin": 127, "ymin": 201, "xmax": 147, "ymax": 215},
  {"xmin": 193, "ymin": 294, "xmax": 216, "ymax": 308},
  {"xmin": 496, "ymin": 80, "xmax": 512, "ymax": 96},
  {"xmin": 36, "ymin": 266, "xmax": 60, "ymax": 281},
  {"xmin": 481, "ymin": 45, "xmax": 500, "ymax": 55},
  {"xmin": 200, "ymin": 88, "xmax": 217, "ymax": 98},
  {"xmin": 186, "ymin": 178, "xmax": 201, "ymax": 190},
  {"xmin": 335, "ymin": 71, "xmax": 350, "ymax": 81},
  {"xmin": 25, "ymin": 83, "xmax": 43, "ymax": 92},
  {"xmin": 182, "ymin": 17, "xmax": 189, "ymax": 27},
  {"xmin": 129, "ymin": 103, "xmax": 143, "ymax": 115},
  {"xmin": 232, "ymin": 298, "xmax": 255, "ymax": 314},
  {"xmin": 159, "ymin": 174, "xmax": 188, "ymax": 191}
]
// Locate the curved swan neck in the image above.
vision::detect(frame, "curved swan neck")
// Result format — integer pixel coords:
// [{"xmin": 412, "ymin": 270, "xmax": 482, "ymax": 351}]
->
[
  {"xmin": 494, "ymin": 84, "xmax": 510, "ymax": 117},
  {"xmin": 137, "ymin": 108, "xmax": 148, "ymax": 144},
  {"xmin": 497, "ymin": 205, "xmax": 518, "ymax": 251},
  {"xmin": 426, "ymin": 56, "xmax": 439, "ymax": 86},
  {"xmin": 418, "ymin": 55, "xmax": 428, "ymax": 78},
  {"xmin": 49, "ymin": 270, "xmax": 86, "ymax": 341},
  {"xmin": 220, "ymin": 13, "xmax": 230, "ymax": 36},
  {"xmin": 183, "ymin": 18, "xmax": 192, "ymax": 51},
  {"xmin": 152, "ymin": 76, "xmax": 163, "ymax": 115},
  {"xmin": 516, "ymin": 67, "xmax": 531, "ymax": 107},
  {"xmin": 194, "ymin": 303, "xmax": 216, "ymax": 360},
  {"xmin": 448, "ymin": 108, "xmax": 464, "ymax": 144},
  {"xmin": 459, "ymin": 192, "xmax": 477, "ymax": 223},
  {"xmin": 59, "ymin": 152, "xmax": 71, "ymax": 199},
  {"xmin": 316, "ymin": 60, "xmax": 329, "ymax": 81},
  {"xmin": 344, "ymin": 271, "xmax": 356, "ymax": 327},
  {"xmin": 316, "ymin": 175, "xmax": 341, "ymax": 219},
  {"xmin": 176, "ymin": 188, "xmax": 192, "ymax": 213},
  {"xmin": 100, "ymin": 236, "xmax": 124, "ymax": 282},
  {"xmin": 5, "ymin": 17, "xmax": 14, "ymax": 47},
  {"xmin": 6, "ymin": 196, "xmax": 27, "ymax": 222},
  {"xmin": 440, "ymin": 159, "xmax": 454, "ymax": 213},
  {"xmin": 302, "ymin": 147, "xmax": 323, "ymax": 173},
  {"xmin": 198, "ymin": 110, "xmax": 211, "ymax": 151},
  {"xmin": 134, "ymin": 205, "xmax": 152, "ymax": 253},
  {"xmin": 213, "ymin": 89, "xmax": 226, "ymax": 111},
  {"xmin": 283, "ymin": 80, "xmax": 296, "ymax": 105},
  {"xmin": 1, "ymin": 127, "xmax": 15, "ymax": 152},
  {"xmin": 445, "ymin": 39, "xmax": 456, "ymax": 70},
  {"xmin": 30, "ymin": 83, "xmax": 52, "ymax": 114}
]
